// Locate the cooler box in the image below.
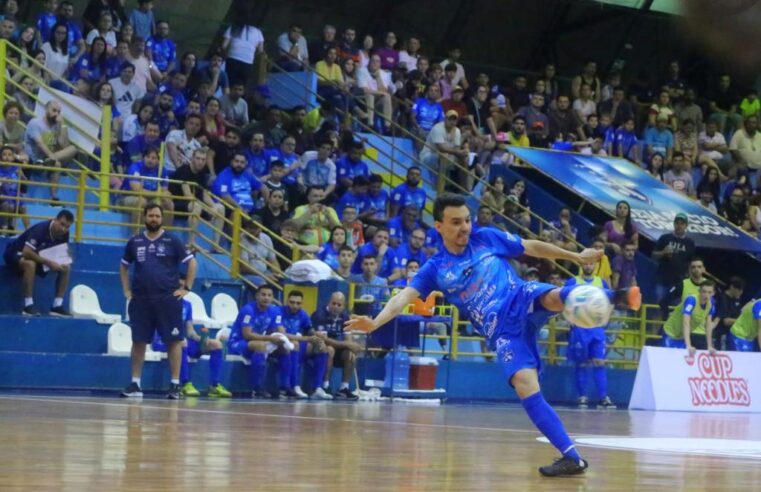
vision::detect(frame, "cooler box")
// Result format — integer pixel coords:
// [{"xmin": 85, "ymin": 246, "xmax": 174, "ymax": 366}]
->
[{"xmin": 409, "ymin": 356, "xmax": 439, "ymax": 390}]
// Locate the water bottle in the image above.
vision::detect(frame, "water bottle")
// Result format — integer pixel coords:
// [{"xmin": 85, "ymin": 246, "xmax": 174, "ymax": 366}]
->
[
  {"xmin": 384, "ymin": 351, "xmax": 394, "ymax": 388},
  {"xmin": 393, "ymin": 346, "xmax": 410, "ymax": 390},
  {"xmin": 199, "ymin": 327, "xmax": 209, "ymax": 353}
]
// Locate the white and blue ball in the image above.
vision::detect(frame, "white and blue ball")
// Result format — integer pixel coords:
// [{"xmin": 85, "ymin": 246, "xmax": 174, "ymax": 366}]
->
[{"xmin": 563, "ymin": 285, "xmax": 612, "ymax": 328}]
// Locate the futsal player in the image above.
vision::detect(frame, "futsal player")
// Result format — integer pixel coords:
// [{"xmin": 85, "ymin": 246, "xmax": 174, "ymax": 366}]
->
[
  {"xmin": 120, "ymin": 204, "xmax": 197, "ymax": 399},
  {"xmin": 346, "ymin": 193, "xmax": 641, "ymax": 477},
  {"xmin": 565, "ymin": 262, "xmax": 616, "ymax": 409},
  {"xmin": 661, "ymin": 280, "xmax": 718, "ymax": 355},
  {"xmin": 228, "ymin": 285, "xmax": 290, "ymax": 398},
  {"xmin": 729, "ymin": 298, "xmax": 761, "ymax": 352},
  {"xmin": 279, "ymin": 290, "xmax": 333, "ymax": 399}
]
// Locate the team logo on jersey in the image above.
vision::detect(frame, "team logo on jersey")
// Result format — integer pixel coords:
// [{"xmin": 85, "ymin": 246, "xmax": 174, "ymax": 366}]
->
[
  {"xmin": 243, "ymin": 315, "xmax": 251, "ymax": 324},
  {"xmin": 171, "ymin": 327, "xmax": 179, "ymax": 336},
  {"xmin": 136, "ymin": 246, "xmax": 146, "ymax": 262}
]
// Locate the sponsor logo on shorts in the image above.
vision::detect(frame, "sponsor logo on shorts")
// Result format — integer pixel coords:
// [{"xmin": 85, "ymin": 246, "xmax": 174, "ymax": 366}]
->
[{"xmin": 171, "ymin": 327, "xmax": 179, "ymax": 336}]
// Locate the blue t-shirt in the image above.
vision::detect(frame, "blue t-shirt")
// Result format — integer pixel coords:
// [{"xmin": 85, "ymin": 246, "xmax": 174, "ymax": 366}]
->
[
  {"xmin": 366, "ymin": 189, "xmax": 390, "ymax": 219},
  {"xmin": 644, "ymin": 127, "xmax": 674, "ymax": 154},
  {"xmin": 269, "ymin": 148, "xmax": 300, "ymax": 185},
  {"xmin": 412, "ymin": 98, "xmax": 444, "ymax": 131},
  {"xmin": 65, "ymin": 21, "xmax": 83, "ymax": 57},
  {"xmin": 410, "ymin": 228, "xmax": 529, "ymax": 344},
  {"xmin": 36, "ymin": 12, "xmax": 57, "ymax": 43},
  {"xmin": 614, "ymin": 128, "xmax": 638, "ymax": 158},
  {"xmin": 335, "ymin": 155, "xmax": 370, "ymax": 182},
  {"xmin": 0, "ymin": 166, "xmax": 20, "ymax": 197},
  {"xmin": 387, "ymin": 216, "xmax": 421, "ymax": 244},
  {"xmin": 229, "ymin": 302, "xmax": 282, "ymax": 344},
  {"xmin": 4, "ymin": 220, "xmax": 69, "ymax": 260},
  {"xmin": 127, "ymin": 135, "xmax": 161, "ymax": 162},
  {"xmin": 425, "ymin": 228, "xmax": 442, "ymax": 251},
  {"xmin": 129, "ymin": 8, "xmax": 155, "ymax": 39},
  {"xmin": 391, "ymin": 183, "xmax": 426, "ymax": 213},
  {"xmin": 157, "ymin": 82, "xmax": 188, "ymax": 117},
  {"xmin": 121, "ymin": 161, "xmax": 170, "ymax": 192},
  {"xmin": 303, "ymin": 159, "xmax": 333, "ymax": 187},
  {"xmin": 394, "ymin": 242, "xmax": 428, "ymax": 268},
  {"xmin": 105, "ymin": 55, "xmax": 127, "ymax": 80},
  {"xmin": 146, "ymin": 36, "xmax": 177, "ymax": 72},
  {"xmin": 212, "ymin": 167, "xmax": 262, "ymax": 212},
  {"xmin": 244, "ymin": 148, "xmax": 273, "ymax": 177},
  {"xmin": 335, "ymin": 190, "xmax": 369, "ymax": 219},
  {"xmin": 683, "ymin": 295, "xmax": 716, "ymax": 318},
  {"xmin": 279, "ymin": 306, "xmax": 312, "ymax": 335},
  {"xmin": 121, "ymin": 231, "xmax": 193, "ymax": 299},
  {"xmin": 352, "ymin": 243, "xmax": 398, "ymax": 278},
  {"xmin": 316, "ymin": 242, "xmax": 341, "ymax": 270},
  {"xmin": 69, "ymin": 53, "xmax": 106, "ymax": 84}
]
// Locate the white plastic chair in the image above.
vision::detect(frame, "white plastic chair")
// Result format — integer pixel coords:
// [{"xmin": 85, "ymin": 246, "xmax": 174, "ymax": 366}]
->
[
  {"xmin": 211, "ymin": 293, "xmax": 238, "ymax": 327},
  {"xmin": 70, "ymin": 284, "xmax": 121, "ymax": 324},
  {"xmin": 106, "ymin": 322, "xmax": 162, "ymax": 361},
  {"xmin": 184, "ymin": 291, "xmax": 224, "ymax": 328}
]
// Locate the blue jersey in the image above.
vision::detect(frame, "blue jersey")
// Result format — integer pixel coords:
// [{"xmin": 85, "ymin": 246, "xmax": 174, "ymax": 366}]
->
[
  {"xmin": 335, "ymin": 190, "xmax": 369, "ymax": 218},
  {"xmin": 121, "ymin": 231, "xmax": 193, "ymax": 299},
  {"xmin": 279, "ymin": 306, "xmax": 312, "ymax": 335},
  {"xmin": 65, "ymin": 21, "xmax": 83, "ymax": 57},
  {"xmin": 229, "ymin": 302, "xmax": 282, "ymax": 344},
  {"xmin": 244, "ymin": 148, "xmax": 273, "ymax": 177},
  {"xmin": 387, "ymin": 216, "xmax": 420, "ymax": 244},
  {"xmin": 127, "ymin": 135, "xmax": 162, "ymax": 162},
  {"xmin": 336, "ymin": 155, "xmax": 370, "ymax": 182},
  {"xmin": 410, "ymin": 228, "xmax": 537, "ymax": 344},
  {"xmin": 391, "ymin": 183, "xmax": 426, "ymax": 213},
  {"xmin": 36, "ymin": 12, "xmax": 57, "ymax": 43},
  {"xmin": 4, "ymin": 220, "xmax": 69, "ymax": 261},
  {"xmin": 0, "ymin": 166, "xmax": 21, "ymax": 197},
  {"xmin": 352, "ymin": 243, "xmax": 398, "ymax": 278},
  {"xmin": 121, "ymin": 161, "xmax": 169, "ymax": 192},
  {"xmin": 157, "ymin": 83, "xmax": 188, "ymax": 117},
  {"xmin": 614, "ymin": 128, "xmax": 637, "ymax": 158},
  {"xmin": 146, "ymin": 36, "xmax": 177, "ymax": 72},
  {"xmin": 316, "ymin": 242, "xmax": 341, "ymax": 270},
  {"xmin": 412, "ymin": 98, "xmax": 444, "ymax": 131},
  {"xmin": 269, "ymin": 149, "xmax": 300, "ymax": 185},
  {"xmin": 70, "ymin": 53, "xmax": 105, "ymax": 84},
  {"xmin": 366, "ymin": 189, "xmax": 390, "ymax": 219},
  {"xmin": 425, "ymin": 228, "xmax": 442, "ymax": 251},
  {"xmin": 212, "ymin": 167, "xmax": 262, "ymax": 212},
  {"xmin": 303, "ymin": 159, "xmax": 334, "ymax": 188},
  {"xmin": 394, "ymin": 242, "xmax": 428, "ymax": 268}
]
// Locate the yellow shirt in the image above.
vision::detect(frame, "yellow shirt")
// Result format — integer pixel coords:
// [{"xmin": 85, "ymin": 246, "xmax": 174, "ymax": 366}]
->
[
  {"xmin": 592, "ymin": 254, "xmax": 612, "ymax": 286},
  {"xmin": 315, "ymin": 61, "xmax": 344, "ymax": 85},
  {"xmin": 293, "ymin": 204, "xmax": 339, "ymax": 246}
]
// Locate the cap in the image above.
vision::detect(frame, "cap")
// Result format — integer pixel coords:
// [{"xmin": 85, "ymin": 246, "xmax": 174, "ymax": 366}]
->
[
  {"xmin": 445, "ymin": 109, "xmax": 459, "ymax": 118},
  {"xmin": 452, "ymin": 85, "xmax": 464, "ymax": 93},
  {"xmin": 674, "ymin": 212, "xmax": 688, "ymax": 223}
]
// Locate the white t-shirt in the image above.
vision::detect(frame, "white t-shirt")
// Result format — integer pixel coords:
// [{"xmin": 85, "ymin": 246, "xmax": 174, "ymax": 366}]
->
[
  {"xmin": 398, "ymin": 50, "xmax": 418, "ymax": 71},
  {"xmin": 223, "ymin": 25, "xmax": 264, "ymax": 64},
  {"xmin": 357, "ymin": 67, "xmax": 395, "ymax": 94},
  {"xmin": 439, "ymin": 59, "xmax": 466, "ymax": 86},
  {"xmin": 573, "ymin": 98, "xmax": 597, "ymax": 121},
  {"xmin": 86, "ymin": 29, "xmax": 117, "ymax": 51},
  {"xmin": 241, "ymin": 232, "xmax": 275, "ymax": 274},
  {"xmin": 698, "ymin": 130, "xmax": 727, "ymax": 161},
  {"xmin": 164, "ymin": 129, "xmax": 201, "ymax": 171},
  {"xmin": 109, "ymin": 76, "xmax": 146, "ymax": 117},
  {"xmin": 420, "ymin": 121, "xmax": 461, "ymax": 161},
  {"xmin": 127, "ymin": 53, "xmax": 152, "ymax": 92},
  {"xmin": 729, "ymin": 129, "xmax": 761, "ymax": 169},
  {"xmin": 42, "ymin": 42, "xmax": 70, "ymax": 78}
]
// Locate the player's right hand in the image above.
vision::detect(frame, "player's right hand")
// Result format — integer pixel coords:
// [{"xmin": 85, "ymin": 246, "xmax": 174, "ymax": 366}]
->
[
  {"xmin": 47, "ymin": 260, "xmax": 64, "ymax": 272},
  {"xmin": 345, "ymin": 316, "xmax": 376, "ymax": 333}
]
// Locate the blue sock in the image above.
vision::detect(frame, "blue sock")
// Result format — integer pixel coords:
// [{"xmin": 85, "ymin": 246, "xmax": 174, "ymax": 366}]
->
[
  {"xmin": 249, "ymin": 353, "xmax": 265, "ymax": 391},
  {"xmin": 209, "ymin": 350, "xmax": 222, "ymax": 386},
  {"xmin": 180, "ymin": 347, "xmax": 190, "ymax": 384},
  {"xmin": 277, "ymin": 353, "xmax": 291, "ymax": 390},
  {"xmin": 575, "ymin": 365, "xmax": 587, "ymax": 397},
  {"xmin": 289, "ymin": 350, "xmax": 302, "ymax": 388},
  {"xmin": 312, "ymin": 352, "xmax": 328, "ymax": 392},
  {"xmin": 522, "ymin": 392, "xmax": 582, "ymax": 461},
  {"xmin": 593, "ymin": 365, "xmax": 608, "ymax": 400}
]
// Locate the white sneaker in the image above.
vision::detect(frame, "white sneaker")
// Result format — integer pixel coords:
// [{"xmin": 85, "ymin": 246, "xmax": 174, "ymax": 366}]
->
[
  {"xmin": 293, "ymin": 386, "xmax": 309, "ymax": 399},
  {"xmin": 312, "ymin": 387, "xmax": 334, "ymax": 400}
]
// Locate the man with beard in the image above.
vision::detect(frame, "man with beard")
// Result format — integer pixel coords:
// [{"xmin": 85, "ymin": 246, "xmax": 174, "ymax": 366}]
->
[
  {"xmin": 154, "ymin": 91, "xmax": 178, "ymax": 137},
  {"xmin": 213, "ymin": 151, "xmax": 266, "ymax": 213},
  {"xmin": 220, "ymin": 82, "xmax": 249, "ymax": 129},
  {"xmin": 244, "ymin": 132, "xmax": 273, "ymax": 178},
  {"xmin": 390, "ymin": 166, "xmax": 426, "ymax": 216},
  {"xmin": 120, "ymin": 203, "xmax": 197, "ymax": 399},
  {"xmin": 127, "ymin": 120, "xmax": 162, "ymax": 163},
  {"xmin": 208, "ymin": 127, "xmax": 243, "ymax": 176},
  {"xmin": 156, "ymin": 71, "xmax": 188, "ymax": 118}
]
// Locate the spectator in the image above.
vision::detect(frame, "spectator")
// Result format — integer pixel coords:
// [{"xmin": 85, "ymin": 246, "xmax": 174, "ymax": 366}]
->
[
  {"xmin": 394, "ymin": 227, "xmax": 428, "ymax": 269},
  {"xmin": 120, "ymin": 147, "xmax": 173, "ymax": 230},
  {"xmin": 164, "ymin": 113, "xmax": 203, "ymax": 171},
  {"xmin": 439, "ymin": 46, "xmax": 468, "ymax": 89},
  {"xmin": 740, "ymin": 89, "xmax": 760, "ymax": 120},
  {"xmin": 275, "ymin": 219, "xmax": 319, "ymax": 268},
  {"xmin": 611, "ymin": 241, "xmax": 638, "ymax": 290},
  {"xmin": 42, "ymin": 22, "xmax": 70, "ymax": 78},
  {"xmin": 647, "ymin": 153, "xmax": 666, "ymax": 182},
  {"xmin": 128, "ymin": 0, "xmax": 155, "ymax": 40},
  {"xmin": 599, "ymin": 86, "xmax": 635, "ymax": 128},
  {"xmin": 481, "ymin": 175, "xmax": 508, "ymax": 212},
  {"xmin": 350, "ymin": 254, "xmax": 390, "ymax": 315},
  {"xmin": 611, "ymin": 117, "xmax": 640, "ymax": 163},
  {"xmin": 518, "ymin": 93, "xmax": 550, "ymax": 147},
  {"xmin": 0, "ymin": 102, "xmax": 27, "ymax": 160},
  {"xmin": 240, "ymin": 216, "xmax": 279, "ymax": 277},
  {"xmin": 70, "ymin": 36, "xmax": 108, "ymax": 85},
  {"xmin": 126, "ymin": 36, "xmax": 158, "ymax": 93},
  {"xmin": 549, "ymin": 94, "xmax": 584, "ymax": 141},
  {"xmin": 674, "ymin": 119, "xmax": 699, "ymax": 169},
  {"xmin": 292, "ymin": 186, "xmax": 341, "ymax": 246},
  {"xmin": 357, "ymin": 54, "xmax": 395, "ymax": 131},
  {"xmin": 2, "ymin": 209, "xmax": 73, "ymax": 316},
  {"xmin": 662, "ymin": 61, "xmax": 687, "ymax": 100},
  {"xmin": 390, "ymin": 167, "xmax": 426, "ymax": 216},
  {"xmin": 169, "ymin": 148, "xmax": 224, "ymax": 249},
  {"xmin": 411, "ymin": 83, "xmax": 445, "ymax": 138},
  {"xmin": 261, "ymin": 160, "xmax": 296, "ymax": 210},
  {"xmin": 156, "ymin": 71, "xmax": 188, "ymax": 118},
  {"xmin": 648, "ymin": 89, "xmax": 676, "ymax": 129},
  {"xmin": 307, "ymin": 23, "xmax": 336, "ymax": 64},
  {"xmin": 442, "ymin": 85, "xmax": 468, "ymax": 119},
  {"xmin": 507, "ymin": 115, "xmax": 530, "ymax": 148},
  {"xmin": 121, "ymin": 102, "xmax": 154, "ymax": 147},
  {"xmin": 352, "ymin": 227, "xmax": 400, "ymax": 281},
  {"xmin": 571, "ymin": 61, "xmax": 601, "ymax": 102},
  {"xmin": 720, "ymin": 187, "xmax": 749, "ymax": 229},
  {"xmin": 472, "ymin": 205, "xmax": 498, "ymax": 234},
  {"xmin": 301, "ymin": 139, "xmax": 337, "ymax": 196},
  {"xmin": 243, "ymin": 132, "xmax": 271, "ymax": 177},
  {"xmin": 196, "ymin": 51, "xmax": 229, "ymax": 97},
  {"xmin": 220, "ymin": 82, "xmax": 249, "ymax": 129},
  {"xmin": 255, "ymin": 187, "xmax": 287, "ymax": 235},
  {"xmin": 269, "ymin": 134, "xmax": 302, "ymax": 190},
  {"xmin": 698, "ymin": 119, "xmax": 730, "ymax": 176},
  {"xmin": 57, "ymin": 1, "xmax": 85, "ymax": 59},
  {"xmin": 357, "ymin": 34, "xmax": 373, "ymax": 69},
  {"xmin": 336, "ymin": 175, "xmax": 369, "ymax": 218},
  {"xmin": 311, "ymin": 292, "xmax": 362, "ymax": 398},
  {"xmin": 23, "ymin": 101, "xmax": 77, "ymax": 201},
  {"xmin": 419, "ymin": 110, "xmax": 465, "ymax": 177},
  {"xmin": 221, "ymin": 18, "xmax": 264, "ymax": 85},
  {"xmin": 661, "ymin": 280, "xmax": 717, "ymax": 354},
  {"xmin": 335, "ymin": 141, "xmax": 369, "ymax": 191},
  {"xmin": 398, "ymin": 36, "xmax": 421, "ymax": 71},
  {"xmin": 336, "ymin": 27, "xmax": 358, "ymax": 63},
  {"xmin": 36, "ymin": 0, "xmax": 58, "ymax": 44},
  {"xmin": 246, "ymin": 105, "xmax": 287, "ymax": 148},
  {"xmin": 572, "ymin": 84, "xmax": 597, "ymax": 123},
  {"xmin": 212, "ymin": 150, "xmax": 264, "ymax": 214},
  {"xmin": 333, "ymin": 245, "xmax": 354, "ymax": 279},
  {"xmin": 729, "ymin": 115, "xmax": 761, "ymax": 174},
  {"xmin": 201, "ymin": 97, "xmax": 226, "ymax": 143},
  {"xmin": 207, "ymin": 126, "xmax": 242, "ymax": 176},
  {"xmin": 697, "ymin": 186, "xmax": 718, "ymax": 213},
  {"xmin": 652, "ymin": 214, "xmax": 696, "ymax": 303},
  {"xmin": 664, "ymin": 152, "xmax": 695, "ymax": 197},
  {"xmin": 645, "ymin": 114, "xmax": 674, "ymax": 163},
  {"xmin": 277, "ymin": 23, "xmax": 309, "ymax": 72},
  {"xmin": 603, "ymin": 200, "xmax": 639, "ymax": 255},
  {"xmin": 548, "ymin": 207, "xmax": 578, "ymax": 251},
  {"xmin": 589, "ymin": 237, "xmax": 612, "ymax": 286},
  {"xmin": 83, "ymin": 0, "xmax": 125, "ymax": 33},
  {"xmin": 717, "ymin": 276, "xmax": 745, "ymax": 350},
  {"xmin": 674, "ymin": 88, "xmax": 704, "ymax": 131},
  {"xmin": 388, "ymin": 205, "xmax": 421, "ymax": 248},
  {"xmin": 109, "ymin": 62, "xmax": 145, "ymax": 117},
  {"xmin": 118, "ymin": 23, "xmax": 134, "ymax": 45},
  {"xmin": 315, "ymin": 47, "xmax": 349, "ymax": 111},
  {"xmin": 708, "ymin": 74, "xmax": 741, "ymax": 137},
  {"xmin": 376, "ymin": 31, "xmax": 400, "ymax": 70},
  {"xmin": 466, "ymin": 84, "xmax": 492, "ymax": 138},
  {"xmin": 86, "ymin": 11, "xmax": 116, "ymax": 54},
  {"xmin": 315, "ymin": 226, "xmax": 347, "ymax": 270}
]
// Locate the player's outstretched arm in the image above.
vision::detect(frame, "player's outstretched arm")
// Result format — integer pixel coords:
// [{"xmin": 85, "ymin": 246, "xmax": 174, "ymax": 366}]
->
[
  {"xmin": 522, "ymin": 239, "xmax": 602, "ymax": 264},
  {"xmin": 345, "ymin": 286, "xmax": 421, "ymax": 333}
]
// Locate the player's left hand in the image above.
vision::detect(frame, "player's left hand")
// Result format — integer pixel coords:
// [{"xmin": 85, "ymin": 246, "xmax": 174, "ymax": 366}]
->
[
  {"xmin": 345, "ymin": 316, "xmax": 376, "ymax": 333},
  {"xmin": 577, "ymin": 248, "xmax": 603, "ymax": 263},
  {"xmin": 173, "ymin": 288, "xmax": 188, "ymax": 300}
]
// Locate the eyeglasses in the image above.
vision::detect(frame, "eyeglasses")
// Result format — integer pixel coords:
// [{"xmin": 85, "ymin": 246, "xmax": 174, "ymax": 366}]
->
[{"xmin": 412, "ymin": 236, "xmax": 425, "ymax": 240}]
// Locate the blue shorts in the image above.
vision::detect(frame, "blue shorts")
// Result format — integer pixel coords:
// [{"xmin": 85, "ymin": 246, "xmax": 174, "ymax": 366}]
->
[
  {"xmin": 227, "ymin": 338, "xmax": 253, "ymax": 359},
  {"xmin": 730, "ymin": 333, "xmax": 758, "ymax": 352},
  {"xmin": 3, "ymin": 248, "xmax": 47, "ymax": 277},
  {"xmin": 494, "ymin": 282, "xmax": 557, "ymax": 384},
  {"xmin": 662, "ymin": 334, "xmax": 686, "ymax": 349},
  {"xmin": 186, "ymin": 338, "xmax": 202, "ymax": 358},
  {"xmin": 567, "ymin": 327, "xmax": 606, "ymax": 363},
  {"xmin": 129, "ymin": 295, "xmax": 185, "ymax": 344}
]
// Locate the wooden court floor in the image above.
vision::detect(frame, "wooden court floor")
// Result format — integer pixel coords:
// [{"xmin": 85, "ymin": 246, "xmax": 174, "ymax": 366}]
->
[{"xmin": 0, "ymin": 395, "xmax": 759, "ymax": 491}]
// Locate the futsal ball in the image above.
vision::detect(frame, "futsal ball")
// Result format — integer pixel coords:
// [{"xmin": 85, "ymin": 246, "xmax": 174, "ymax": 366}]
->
[{"xmin": 563, "ymin": 285, "xmax": 612, "ymax": 328}]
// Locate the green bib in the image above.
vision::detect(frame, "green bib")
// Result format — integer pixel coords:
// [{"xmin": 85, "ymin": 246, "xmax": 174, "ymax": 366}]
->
[
  {"xmin": 664, "ymin": 296, "xmax": 712, "ymax": 338},
  {"xmin": 731, "ymin": 300, "xmax": 761, "ymax": 341}
]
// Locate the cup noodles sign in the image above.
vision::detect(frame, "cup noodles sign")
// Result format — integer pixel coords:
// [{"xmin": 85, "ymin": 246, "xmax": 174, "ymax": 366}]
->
[{"xmin": 686, "ymin": 353, "xmax": 751, "ymax": 407}]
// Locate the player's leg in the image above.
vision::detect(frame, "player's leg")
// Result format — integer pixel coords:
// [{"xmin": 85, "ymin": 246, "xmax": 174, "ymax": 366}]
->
[
  {"xmin": 18, "ymin": 258, "xmax": 38, "ymax": 314},
  {"xmin": 306, "ymin": 340, "xmax": 332, "ymax": 400},
  {"xmin": 242, "ymin": 340, "xmax": 270, "ymax": 398},
  {"xmin": 157, "ymin": 296, "xmax": 186, "ymax": 399},
  {"xmin": 49, "ymin": 263, "xmax": 71, "ymax": 316},
  {"xmin": 590, "ymin": 328, "xmax": 615, "ymax": 408},
  {"xmin": 205, "ymin": 339, "xmax": 231, "ymax": 397},
  {"xmin": 181, "ymin": 339, "xmax": 201, "ymax": 397},
  {"xmin": 336, "ymin": 348, "xmax": 359, "ymax": 400},
  {"xmin": 323, "ymin": 344, "xmax": 336, "ymax": 391},
  {"xmin": 122, "ymin": 297, "xmax": 151, "ymax": 397},
  {"xmin": 567, "ymin": 328, "xmax": 589, "ymax": 407},
  {"xmin": 290, "ymin": 341, "xmax": 306, "ymax": 398},
  {"xmin": 272, "ymin": 345, "xmax": 295, "ymax": 398}
]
